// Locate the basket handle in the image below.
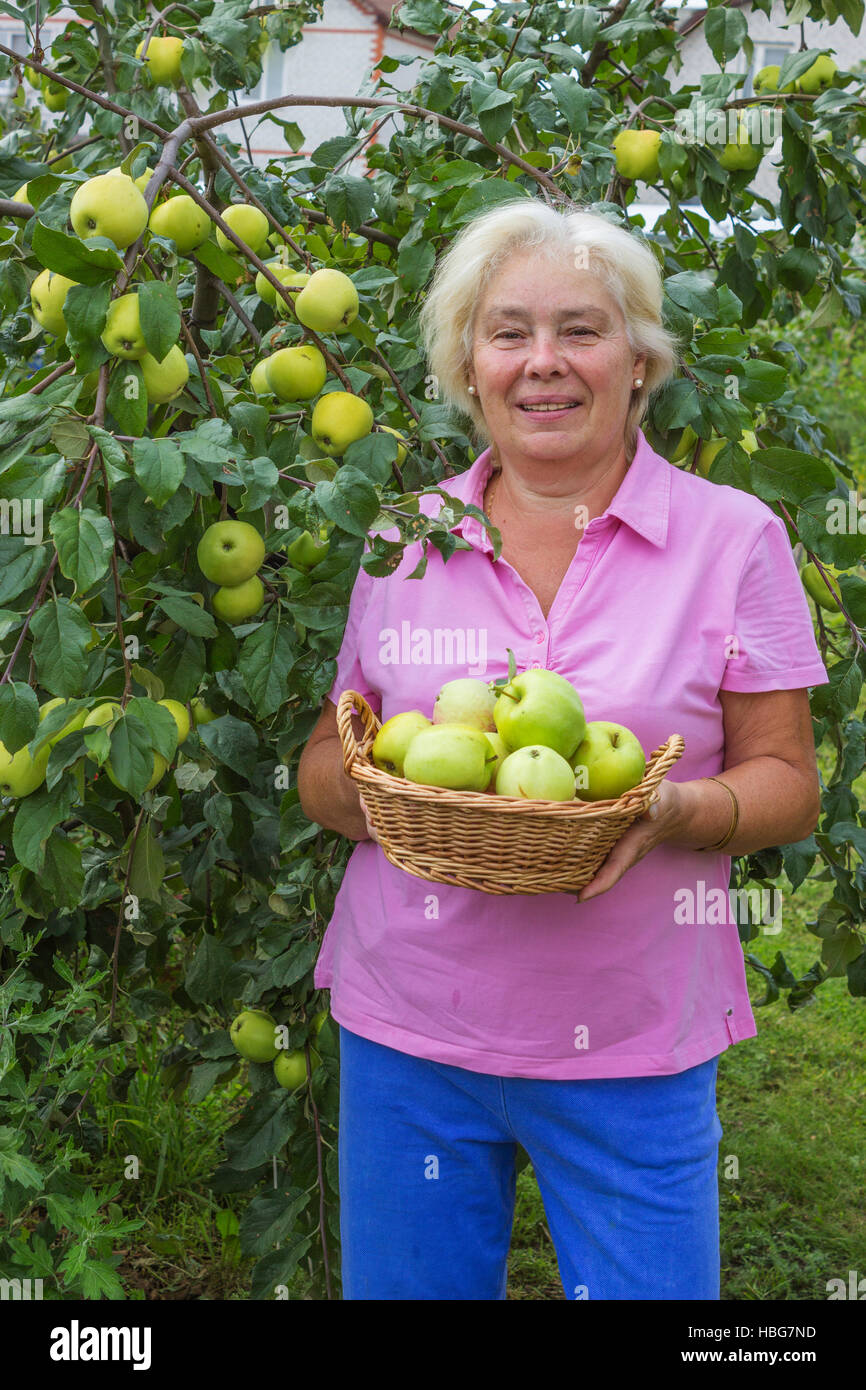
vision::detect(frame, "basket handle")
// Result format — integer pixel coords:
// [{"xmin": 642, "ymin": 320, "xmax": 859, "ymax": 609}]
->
[{"xmin": 336, "ymin": 690, "xmax": 379, "ymax": 777}]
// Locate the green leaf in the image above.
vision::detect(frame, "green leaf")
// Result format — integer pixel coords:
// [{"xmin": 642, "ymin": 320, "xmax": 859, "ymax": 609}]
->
[
  {"xmin": 238, "ymin": 1187, "xmax": 309, "ymax": 1257},
  {"xmin": 224, "ymin": 1091, "xmax": 299, "ymax": 1169},
  {"xmin": 664, "ymin": 271, "xmax": 719, "ymax": 319},
  {"xmin": 314, "ymin": 466, "xmax": 381, "ymax": 538},
  {"xmin": 270, "ymin": 940, "xmax": 320, "ymax": 990},
  {"xmin": 158, "ymin": 593, "xmax": 218, "ymax": 636},
  {"xmin": 107, "ymin": 361, "xmax": 147, "ymax": 437},
  {"xmin": 397, "ymin": 239, "xmax": 435, "ymax": 293},
  {"xmin": 749, "ymin": 449, "xmax": 835, "ymax": 504},
  {"xmin": 185, "ymin": 932, "xmax": 235, "ymax": 1006},
  {"xmin": 238, "ymin": 619, "xmax": 297, "ymax": 718},
  {"xmin": 250, "ymin": 1234, "xmax": 313, "ymax": 1299},
  {"xmin": 0, "ymin": 681, "xmax": 39, "ymax": 754},
  {"xmin": 39, "ymin": 830, "xmax": 84, "ymax": 912},
  {"xmin": 549, "ymin": 75, "xmax": 592, "ymax": 134},
  {"xmin": 193, "ymin": 240, "xmax": 250, "ymax": 284},
  {"xmin": 197, "ymin": 714, "xmax": 260, "ymax": 776},
  {"xmin": 704, "ymin": 6, "xmax": 749, "ymax": 64},
  {"xmin": 138, "ymin": 282, "xmax": 182, "ymax": 364},
  {"xmin": 128, "ymin": 820, "xmax": 166, "ymax": 902},
  {"xmin": 11, "ymin": 780, "xmax": 77, "ymax": 873},
  {"xmin": 31, "ymin": 221, "xmax": 123, "ymax": 285},
  {"xmin": 29, "ymin": 598, "xmax": 91, "ymax": 697},
  {"xmin": 132, "ymin": 437, "xmax": 186, "ymax": 508},
  {"xmin": 49, "ymin": 506, "xmax": 114, "ymax": 594},
  {"xmin": 0, "ymin": 1130, "xmax": 43, "ymax": 1190},
  {"xmin": 63, "ymin": 282, "xmax": 110, "ymax": 370},
  {"xmin": 322, "ymin": 175, "xmax": 376, "ymax": 230}
]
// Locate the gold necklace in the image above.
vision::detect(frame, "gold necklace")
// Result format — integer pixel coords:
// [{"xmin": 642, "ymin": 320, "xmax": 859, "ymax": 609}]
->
[{"xmin": 486, "ymin": 469, "xmax": 501, "ymax": 524}]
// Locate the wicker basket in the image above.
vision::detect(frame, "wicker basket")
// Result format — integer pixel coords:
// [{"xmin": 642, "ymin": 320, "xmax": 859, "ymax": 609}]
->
[{"xmin": 337, "ymin": 690, "xmax": 685, "ymax": 896}]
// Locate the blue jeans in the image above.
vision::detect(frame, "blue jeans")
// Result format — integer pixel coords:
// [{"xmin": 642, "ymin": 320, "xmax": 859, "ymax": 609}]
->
[{"xmin": 337, "ymin": 1025, "xmax": 723, "ymax": 1300}]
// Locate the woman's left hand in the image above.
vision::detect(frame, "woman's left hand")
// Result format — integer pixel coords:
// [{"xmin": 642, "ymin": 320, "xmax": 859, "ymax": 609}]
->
[{"xmin": 576, "ymin": 779, "xmax": 685, "ymax": 903}]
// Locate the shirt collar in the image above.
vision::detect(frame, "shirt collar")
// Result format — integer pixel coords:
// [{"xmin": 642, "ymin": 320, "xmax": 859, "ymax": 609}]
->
[{"xmin": 447, "ymin": 428, "xmax": 672, "ymax": 551}]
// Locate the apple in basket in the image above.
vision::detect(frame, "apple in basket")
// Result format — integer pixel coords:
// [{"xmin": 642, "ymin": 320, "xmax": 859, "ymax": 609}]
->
[
  {"xmin": 432, "ymin": 677, "xmax": 497, "ymax": 730},
  {"xmin": 571, "ymin": 721, "xmax": 646, "ymax": 801},
  {"xmin": 403, "ymin": 724, "xmax": 499, "ymax": 791},
  {"xmin": 496, "ymin": 745, "xmax": 576, "ymax": 801},
  {"xmin": 493, "ymin": 669, "xmax": 586, "ymax": 760},
  {"xmin": 371, "ymin": 710, "xmax": 432, "ymax": 776}
]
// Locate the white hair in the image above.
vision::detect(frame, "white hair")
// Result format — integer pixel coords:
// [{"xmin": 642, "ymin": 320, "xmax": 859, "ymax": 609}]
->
[{"xmin": 418, "ymin": 199, "xmax": 680, "ymax": 458}]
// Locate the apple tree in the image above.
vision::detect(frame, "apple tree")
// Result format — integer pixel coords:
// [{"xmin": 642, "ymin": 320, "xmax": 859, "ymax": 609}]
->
[{"xmin": 0, "ymin": 0, "xmax": 865, "ymax": 1297}]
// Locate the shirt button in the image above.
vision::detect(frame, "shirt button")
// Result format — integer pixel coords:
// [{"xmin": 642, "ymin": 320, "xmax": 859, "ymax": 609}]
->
[{"xmin": 530, "ymin": 661, "xmax": 542, "ymax": 669}]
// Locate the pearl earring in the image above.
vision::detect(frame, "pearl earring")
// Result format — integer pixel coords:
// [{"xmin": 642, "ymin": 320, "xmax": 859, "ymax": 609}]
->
[
  {"xmin": 633, "ymin": 378, "xmax": 643, "ymax": 388},
  {"xmin": 468, "ymin": 385, "xmax": 477, "ymax": 395}
]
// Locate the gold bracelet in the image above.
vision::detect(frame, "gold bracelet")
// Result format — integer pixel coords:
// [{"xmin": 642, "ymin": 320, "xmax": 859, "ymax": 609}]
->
[{"xmin": 699, "ymin": 776, "xmax": 739, "ymax": 852}]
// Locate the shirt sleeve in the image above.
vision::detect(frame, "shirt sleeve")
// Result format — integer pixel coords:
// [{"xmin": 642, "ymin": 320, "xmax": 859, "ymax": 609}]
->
[
  {"xmin": 721, "ymin": 514, "xmax": 830, "ymax": 692},
  {"xmin": 325, "ymin": 560, "xmax": 382, "ymax": 716}
]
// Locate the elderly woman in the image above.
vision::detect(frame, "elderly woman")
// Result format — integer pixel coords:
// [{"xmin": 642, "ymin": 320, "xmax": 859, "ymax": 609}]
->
[{"xmin": 297, "ymin": 200, "xmax": 827, "ymax": 1302}]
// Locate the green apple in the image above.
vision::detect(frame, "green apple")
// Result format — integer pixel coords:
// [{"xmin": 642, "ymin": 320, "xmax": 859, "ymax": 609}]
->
[
  {"xmin": 802, "ymin": 561, "xmax": 843, "ymax": 612},
  {"xmin": 212, "ymin": 574, "xmax": 265, "ymax": 623},
  {"xmin": 41, "ymin": 75, "xmax": 68, "ymax": 111},
  {"xmin": 718, "ymin": 122, "xmax": 762, "ymax": 172},
  {"xmin": 101, "ymin": 293, "xmax": 147, "ymax": 359},
  {"xmin": 294, "ymin": 267, "xmax": 359, "ymax": 334},
  {"xmin": 149, "ymin": 194, "xmax": 210, "ymax": 253},
  {"xmin": 230, "ymin": 1009, "xmax": 280, "ymax": 1063},
  {"xmin": 30, "ymin": 269, "xmax": 78, "ymax": 337},
  {"xmin": 311, "ymin": 391, "xmax": 374, "ymax": 456},
  {"xmin": 371, "ymin": 710, "xmax": 432, "ymax": 776},
  {"xmin": 697, "ymin": 429, "xmax": 757, "ymax": 476},
  {"xmin": 496, "ymin": 745, "xmax": 576, "ymax": 801},
  {"xmin": 753, "ymin": 65, "xmax": 796, "ymax": 95},
  {"xmin": 191, "ymin": 697, "xmax": 218, "ymax": 725},
  {"xmin": 265, "ymin": 345, "xmax": 327, "ymax": 402},
  {"xmin": 254, "ymin": 262, "xmax": 310, "ymax": 306},
  {"xmin": 140, "ymin": 345, "xmax": 189, "ymax": 403},
  {"xmin": 432, "ymin": 677, "xmax": 496, "ymax": 731},
  {"xmin": 380, "ymin": 425, "xmax": 408, "ymax": 466},
  {"xmin": 483, "ymin": 731, "xmax": 509, "ymax": 783},
  {"xmin": 109, "ymin": 165, "xmax": 154, "ymax": 195},
  {"xmin": 287, "ymin": 530, "xmax": 330, "ymax": 570},
  {"xmin": 403, "ymin": 723, "xmax": 497, "ymax": 791},
  {"xmin": 797, "ymin": 55, "xmax": 837, "ymax": 94},
  {"xmin": 0, "ymin": 739, "xmax": 51, "ymax": 797},
  {"xmin": 572, "ymin": 721, "xmax": 646, "ymax": 802},
  {"xmin": 70, "ymin": 173, "xmax": 149, "ymax": 249},
  {"xmin": 215, "ymin": 204, "xmax": 270, "ymax": 256},
  {"xmin": 83, "ymin": 701, "xmax": 123, "ymax": 728},
  {"xmin": 135, "ymin": 35, "xmax": 184, "ymax": 86},
  {"xmin": 197, "ymin": 520, "xmax": 265, "ymax": 585},
  {"xmin": 158, "ymin": 698, "xmax": 191, "ymax": 744},
  {"xmin": 274, "ymin": 1047, "xmax": 320, "ymax": 1089},
  {"xmin": 612, "ymin": 129, "xmax": 661, "ymax": 182},
  {"xmin": 105, "ymin": 750, "xmax": 168, "ymax": 792},
  {"xmin": 493, "ymin": 670, "xmax": 586, "ymax": 760},
  {"xmin": 250, "ymin": 360, "xmax": 273, "ymax": 396},
  {"xmin": 38, "ymin": 697, "xmax": 88, "ymax": 747}
]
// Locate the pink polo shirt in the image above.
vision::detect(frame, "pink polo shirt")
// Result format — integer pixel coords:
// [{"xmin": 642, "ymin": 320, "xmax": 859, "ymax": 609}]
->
[{"xmin": 313, "ymin": 429, "xmax": 829, "ymax": 1078}]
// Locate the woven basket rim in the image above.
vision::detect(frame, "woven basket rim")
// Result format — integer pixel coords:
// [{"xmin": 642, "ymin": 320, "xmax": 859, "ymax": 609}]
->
[{"xmin": 337, "ymin": 689, "xmax": 684, "ymax": 819}]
